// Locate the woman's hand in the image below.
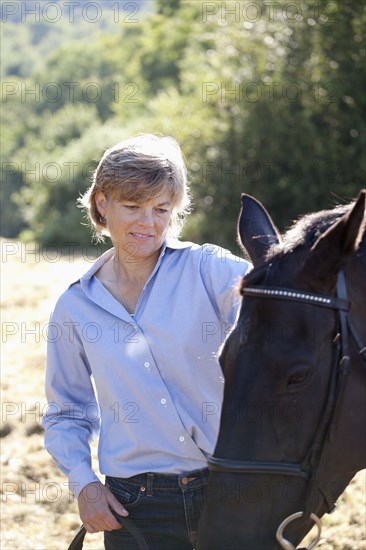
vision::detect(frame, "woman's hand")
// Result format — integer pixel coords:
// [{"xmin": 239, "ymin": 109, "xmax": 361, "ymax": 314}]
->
[{"xmin": 77, "ymin": 481, "xmax": 129, "ymax": 533}]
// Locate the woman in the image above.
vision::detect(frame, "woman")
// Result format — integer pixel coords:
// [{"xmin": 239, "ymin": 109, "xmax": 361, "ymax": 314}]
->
[{"xmin": 43, "ymin": 134, "xmax": 250, "ymax": 549}]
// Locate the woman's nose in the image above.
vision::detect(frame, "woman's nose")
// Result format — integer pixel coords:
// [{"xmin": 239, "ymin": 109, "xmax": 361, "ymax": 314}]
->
[{"xmin": 138, "ymin": 209, "xmax": 154, "ymax": 225}]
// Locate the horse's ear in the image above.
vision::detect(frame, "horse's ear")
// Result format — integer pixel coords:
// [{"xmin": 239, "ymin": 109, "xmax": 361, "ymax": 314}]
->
[
  {"xmin": 302, "ymin": 190, "xmax": 366, "ymax": 286},
  {"xmin": 238, "ymin": 194, "xmax": 282, "ymax": 266}
]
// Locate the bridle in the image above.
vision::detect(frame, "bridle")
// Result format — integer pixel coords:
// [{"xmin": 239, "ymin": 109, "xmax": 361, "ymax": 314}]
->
[{"xmin": 208, "ymin": 271, "xmax": 366, "ymax": 549}]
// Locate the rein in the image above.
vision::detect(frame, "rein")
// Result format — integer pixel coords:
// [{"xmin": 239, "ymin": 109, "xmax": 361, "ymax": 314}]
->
[
  {"xmin": 208, "ymin": 271, "xmax": 365, "ymax": 549},
  {"xmin": 67, "ymin": 512, "xmax": 149, "ymax": 550}
]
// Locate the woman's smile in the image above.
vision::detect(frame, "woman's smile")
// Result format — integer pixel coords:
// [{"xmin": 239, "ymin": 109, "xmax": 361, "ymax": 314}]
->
[{"xmin": 129, "ymin": 232, "xmax": 155, "ymax": 240}]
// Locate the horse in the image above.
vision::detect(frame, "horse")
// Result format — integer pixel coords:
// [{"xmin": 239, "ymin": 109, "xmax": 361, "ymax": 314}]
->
[{"xmin": 198, "ymin": 190, "xmax": 366, "ymax": 550}]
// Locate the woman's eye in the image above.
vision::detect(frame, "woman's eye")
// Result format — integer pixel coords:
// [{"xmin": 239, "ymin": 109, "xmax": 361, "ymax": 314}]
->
[
  {"xmin": 156, "ymin": 208, "xmax": 169, "ymax": 214},
  {"xmin": 124, "ymin": 205, "xmax": 138, "ymax": 210}
]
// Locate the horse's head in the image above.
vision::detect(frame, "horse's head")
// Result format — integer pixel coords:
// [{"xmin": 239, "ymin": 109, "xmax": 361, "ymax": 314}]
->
[{"xmin": 198, "ymin": 191, "xmax": 366, "ymax": 550}]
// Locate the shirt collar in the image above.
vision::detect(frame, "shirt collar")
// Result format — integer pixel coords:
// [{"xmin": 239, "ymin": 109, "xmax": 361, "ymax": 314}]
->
[
  {"xmin": 165, "ymin": 237, "xmax": 194, "ymax": 250},
  {"xmin": 76, "ymin": 238, "xmax": 194, "ymax": 287}
]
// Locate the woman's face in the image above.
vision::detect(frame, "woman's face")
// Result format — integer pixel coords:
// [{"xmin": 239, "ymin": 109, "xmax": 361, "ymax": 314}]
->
[{"xmin": 96, "ymin": 188, "xmax": 173, "ymax": 263}]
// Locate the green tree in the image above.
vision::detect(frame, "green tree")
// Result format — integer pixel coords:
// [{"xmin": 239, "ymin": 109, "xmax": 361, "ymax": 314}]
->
[{"xmin": 3, "ymin": 0, "xmax": 364, "ymax": 249}]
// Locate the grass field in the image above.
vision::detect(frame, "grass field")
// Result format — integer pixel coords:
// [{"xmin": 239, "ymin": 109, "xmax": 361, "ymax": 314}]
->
[{"xmin": 1, "ymin": 240, "xmax": 365, "ymax": 549}]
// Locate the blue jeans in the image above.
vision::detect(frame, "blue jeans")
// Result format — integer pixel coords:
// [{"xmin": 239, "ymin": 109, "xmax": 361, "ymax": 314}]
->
[{"xmin": 104, "ymin": 468, "xmax": 208, "ymax": 550}]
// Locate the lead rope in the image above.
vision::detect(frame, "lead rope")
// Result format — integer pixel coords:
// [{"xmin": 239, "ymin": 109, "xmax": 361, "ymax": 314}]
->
[{"xmin": 67, "ymin": 513, "xmax": 149, "ymax": 550}]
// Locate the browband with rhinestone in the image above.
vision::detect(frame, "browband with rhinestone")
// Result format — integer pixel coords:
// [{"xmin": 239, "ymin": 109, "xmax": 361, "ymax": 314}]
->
[{"xmin": 242, "ymin": 286, "xmax": 349, "ymax": 311}]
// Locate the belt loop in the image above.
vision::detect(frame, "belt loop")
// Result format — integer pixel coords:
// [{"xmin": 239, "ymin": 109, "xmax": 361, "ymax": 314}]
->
[{"xmin": 146, "ymin": 473, "xmax": 154, "ymax": 497}]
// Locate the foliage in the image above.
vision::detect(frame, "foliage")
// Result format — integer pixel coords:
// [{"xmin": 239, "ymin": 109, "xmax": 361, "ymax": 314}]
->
[{"xmin": 1, "ymin": 0, "xmax": 365, "ymax": 249}]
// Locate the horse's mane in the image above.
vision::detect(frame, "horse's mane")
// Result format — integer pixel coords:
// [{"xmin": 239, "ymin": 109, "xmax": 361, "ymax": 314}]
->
[
  {"xmin": 242, "ymin": 200, "xmax": 364, "ymax": 289},
  {"xmin": 270, "ymin": 203, "xmax": 352, "ymax": 258}
]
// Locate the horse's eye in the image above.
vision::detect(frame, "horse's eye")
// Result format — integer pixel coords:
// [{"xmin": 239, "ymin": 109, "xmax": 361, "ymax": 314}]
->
[{"xmin": 287, "ymin": 371, "xmax": 309, "ymax": 386}]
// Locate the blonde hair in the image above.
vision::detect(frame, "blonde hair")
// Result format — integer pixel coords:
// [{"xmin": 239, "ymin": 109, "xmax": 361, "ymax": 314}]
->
[{"xmin": 79, "ymin": 134, "xmax": 191, "ymax": 240}]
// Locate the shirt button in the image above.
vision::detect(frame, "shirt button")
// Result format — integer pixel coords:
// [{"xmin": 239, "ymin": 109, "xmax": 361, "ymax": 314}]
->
[
  {"xmin": 144, "ymin": 362, "xmax": 150, "ymax": 368},
  {"xmin": 179, "ymin": 436, "xmax": 185, "ymax": 442},
  {"xmin": 160, "ymin": 398, "xmax": 167, "ymax": 405}
]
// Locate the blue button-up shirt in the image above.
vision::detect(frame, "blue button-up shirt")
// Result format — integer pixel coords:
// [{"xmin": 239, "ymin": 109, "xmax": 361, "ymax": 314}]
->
[{"xmin": 42, "ymin": 238, "xmax": 250, "ymax": 496}]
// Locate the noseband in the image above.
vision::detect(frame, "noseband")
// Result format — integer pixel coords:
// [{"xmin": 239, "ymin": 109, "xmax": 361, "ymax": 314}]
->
[{"xmin": 208, "ymin": 271, "xmax": 365, "ymax": 547}]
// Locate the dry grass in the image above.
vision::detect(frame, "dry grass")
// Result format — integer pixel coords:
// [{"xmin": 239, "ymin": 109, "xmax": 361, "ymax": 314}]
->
[
  {"xmin": 1, "ymin": 240, "xmax": 104, "ymax": 549},
  {"xmin": 1, "ymin": 240, "xmax": 365, "ymax": 549}
]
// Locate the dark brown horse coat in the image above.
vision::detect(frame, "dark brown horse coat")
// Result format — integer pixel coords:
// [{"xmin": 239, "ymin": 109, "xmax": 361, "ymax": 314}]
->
[{"xmin": 198, "ymin": 191, "xmax": 366, "ymax": 550}]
